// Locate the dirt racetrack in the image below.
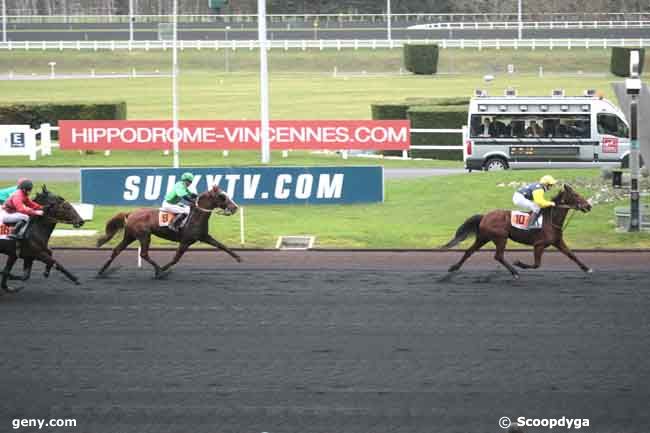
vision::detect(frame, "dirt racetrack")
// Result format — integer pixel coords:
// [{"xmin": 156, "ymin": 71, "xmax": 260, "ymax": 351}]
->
[{"xmin": 1, "ymin": 250, "xmax": 649, "ymax": 433}]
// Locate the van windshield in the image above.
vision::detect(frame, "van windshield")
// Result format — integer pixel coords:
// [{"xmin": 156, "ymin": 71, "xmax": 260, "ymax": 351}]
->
[
  {"xmin": 470, "ymin": 114, "xmax": 591, "ymax": 139},
  {"xmin": 597, "ymin": 114, "xmax": 629, "ymax": 138}
]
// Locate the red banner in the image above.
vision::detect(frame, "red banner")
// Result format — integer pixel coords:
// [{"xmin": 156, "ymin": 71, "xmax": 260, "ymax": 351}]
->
[{"xmin": 59, "ymin": 120, "xmax": 410, "ymax": 151}]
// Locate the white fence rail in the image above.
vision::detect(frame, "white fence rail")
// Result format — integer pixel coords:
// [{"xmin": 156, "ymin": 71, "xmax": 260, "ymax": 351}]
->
[
  {"xmin": 406, "ymin": 127, "xmax": 467, "ymax": 160},
  {"xmin": 410, "ymin": 20, "xmax": 650, "ymax": 31},
  {"xmin": 1, "ymin": 38, "xmax": 649, "ymax": 51},
  {"xmin": 4, "ymin": 13, "xmax": 650, "ymax": 24}
]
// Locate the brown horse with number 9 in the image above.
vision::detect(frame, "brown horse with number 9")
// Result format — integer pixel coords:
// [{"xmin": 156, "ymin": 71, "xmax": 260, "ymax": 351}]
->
[{"xmin": 443, "ymin": 184, "xmax": 593, "ymax": 279}]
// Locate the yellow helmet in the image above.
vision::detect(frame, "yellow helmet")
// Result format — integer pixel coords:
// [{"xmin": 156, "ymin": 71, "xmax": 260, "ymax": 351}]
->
[{"xmin": 540, "ymin": 175, "xmax": 558, "ymax": 186}]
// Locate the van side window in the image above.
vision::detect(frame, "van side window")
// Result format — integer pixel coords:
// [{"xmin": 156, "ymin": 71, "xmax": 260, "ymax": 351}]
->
[{"xmin": 598, "ymin": 114, "xmax": 629, "ymax": 138}]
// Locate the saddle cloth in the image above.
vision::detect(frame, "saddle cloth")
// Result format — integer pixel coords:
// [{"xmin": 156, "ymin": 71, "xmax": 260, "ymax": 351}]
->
[
  {"xmin": 511, "ymin": 210, "xmax": 543, "ymax": 230},
  {"xmin": 0, "ymin": 209, "xmax": 16, "ymax": 240},
  {"xmin": 158, "ymin": 210, "xmax": 175, "ymax": 227}
]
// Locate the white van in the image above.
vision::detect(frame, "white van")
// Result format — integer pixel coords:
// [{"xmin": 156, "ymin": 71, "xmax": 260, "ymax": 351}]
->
[{"xmin": 464, "ymin": 91, "xmax": 633, "ymax": 171}]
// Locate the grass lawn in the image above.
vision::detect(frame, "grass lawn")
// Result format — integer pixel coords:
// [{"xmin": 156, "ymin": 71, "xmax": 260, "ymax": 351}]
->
[
  {"xmin": 0, "ymin": 150, "xmax": 463, "ymax": 168},
  {"xmin": 43, "ymin": 169, "xmax": 650, "ymax": 249}
]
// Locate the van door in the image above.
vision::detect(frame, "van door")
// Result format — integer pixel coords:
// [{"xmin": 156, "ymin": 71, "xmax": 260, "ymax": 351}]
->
[{"xmin": 597, "ymin": 113, "xmax": 630, "ymax": 162}]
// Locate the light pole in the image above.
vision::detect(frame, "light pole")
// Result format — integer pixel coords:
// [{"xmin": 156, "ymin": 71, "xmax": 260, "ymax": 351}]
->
[
  {"xmin": 517, "ymin": 0, "xmax": 523, "ymax": 40},
  {"xmin": 626, "ymin": 50, "xmax": 642, "ymax": 231},
  {"xmin": 258, "ymin": 0, "xmax": 271, "ymax": 164},
  {"xmin": 128, "ymin": 0, "xmax": 134, "ymax": 42},
  {"xmin": 225, "ymin": 25, "xmax": 230, "ymax": 73},
  {"xmin": 171, "ymin": 0, "xmax": 180, "ymax": 168},
  {"xmin": 2, "ymin": 0, "xmax": 7, "ymax": 43},
  {"xmin": 387, "ymin": 0, "xmax": 392, "ymax": 42}
]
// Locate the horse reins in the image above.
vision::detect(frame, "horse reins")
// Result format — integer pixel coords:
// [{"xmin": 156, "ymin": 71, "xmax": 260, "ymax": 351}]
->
[{"xmin": 551, "ymin": 204, "xmax": 575, "ymax": 231}]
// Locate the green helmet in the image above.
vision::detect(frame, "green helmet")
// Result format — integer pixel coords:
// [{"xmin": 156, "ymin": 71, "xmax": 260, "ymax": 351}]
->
[{"xmin": 181, "ymin": 172, "xmax": 194, "ymax": 182}]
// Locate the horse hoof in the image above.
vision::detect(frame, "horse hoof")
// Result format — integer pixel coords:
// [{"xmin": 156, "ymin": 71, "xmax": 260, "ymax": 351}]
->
[
  {"xmin": 43, "ymin": 272, "xmax": 50, "ymax": 279},
  {"xmin": 585, "ymin": 268, "xmax": 594, "ymax": 274},
  {"xmin": 74, "ymin": 280, "xmax": 81, "ymax": 286},
  {"xmin": 3, "ymin": 285, "xmax": 23, "ymax": 294},
  {"xmin": 155, "ymin": 270, "xmax": 172, "ymax": 280},
  {"xmin": 235, "ymin": 256, "xmax": 243, "ymax": 263},
  {"xmin": 512, "ymin": 274, "xmax": 520, "ymax": 280}
]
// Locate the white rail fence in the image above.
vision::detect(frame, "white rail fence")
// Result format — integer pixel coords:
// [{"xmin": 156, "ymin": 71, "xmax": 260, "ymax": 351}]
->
[
  {"xmin": 4, "ymin": 13, "xmax": 650, "ymax": 24},
  {"xmin": 406, "ymin": 127, "xmax": 466, "ymax": 160},
  {"xmin": 409, "ymin": 20, "xmax": 650, "ymax": 31},
  {"xmin": 1, "ymin": 38, "xmax": 649, "ymax": 51}
]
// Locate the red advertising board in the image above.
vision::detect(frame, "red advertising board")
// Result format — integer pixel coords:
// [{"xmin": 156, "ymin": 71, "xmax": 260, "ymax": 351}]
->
[{"xmin": 59, "ymin": 120, "xmax": 410, "ymax": 151}]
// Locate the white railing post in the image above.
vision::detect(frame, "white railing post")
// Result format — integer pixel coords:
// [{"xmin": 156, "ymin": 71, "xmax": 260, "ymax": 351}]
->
[{"xmin": 41, "ymin": 123, "xmax": 52, "ymax": 155}]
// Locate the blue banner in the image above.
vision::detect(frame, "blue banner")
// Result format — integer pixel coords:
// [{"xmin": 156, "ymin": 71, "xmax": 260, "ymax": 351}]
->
[{"xmin": 81, "ymin": 167, "xmax": 384, "ymax": 206}]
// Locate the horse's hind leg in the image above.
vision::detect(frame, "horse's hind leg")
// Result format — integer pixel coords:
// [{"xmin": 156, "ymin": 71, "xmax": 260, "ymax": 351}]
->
[
  {"xmin": 493, "ymin": 238, "xmax": 520, "ymax": 279},
  {"xmin": 2, "ymin": 254, "xmax": 22, "ymax": 293},
  {"xmin": 138, "ymin": 234, "xmax": 163, "ymax": 277},
  {"xmin": 43, "ymin": 249, "xmax": 53, "ymax": 278},
  {"xmin": 514, "ymin": 243, "xmax": 545, "ymax": 269},
  {"xmin": 97, "ymin": 233, "xmax": 135, "ymax": 276},
  {"xmin": 448, "ymin": 237, "xmax": 489, "ymax": 272}
]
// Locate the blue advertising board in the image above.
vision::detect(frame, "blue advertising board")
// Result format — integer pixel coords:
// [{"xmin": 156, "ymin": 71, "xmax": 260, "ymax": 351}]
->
[{"xmin": 81, "ymin": 167, "xmax": 384, "ymax": 206}]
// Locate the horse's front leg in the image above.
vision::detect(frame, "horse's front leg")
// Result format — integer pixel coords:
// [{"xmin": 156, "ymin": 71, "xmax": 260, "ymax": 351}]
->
[
  {"xmin": 201, "ymin": 234, "xmax": 242, "ymax": 263},
  {"xmin": 35, "ymin": 251, "xmax": 81, "ymax": 286},
  {"xmin": 160, "ymin": 241, "xmax": 194, "ymax": 272},
  {"xmin": 43, "ymin": 249, "xmax": 54, "ymax": 278},
  {"xmin": 514, "ymin": 243, "xmax": 546, "ymax": 269},
  {"xmin": 554, "ymin": 238, "xmax": 592, "ymax": 273}
]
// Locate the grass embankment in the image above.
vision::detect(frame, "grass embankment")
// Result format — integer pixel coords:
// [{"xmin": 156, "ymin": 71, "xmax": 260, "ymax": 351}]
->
[
  {"xmin": 43, "ymin": 169, "xmax": 650, "ymax": 249},
  {"xmin": 0, "ymin": 50, "xmax": 631, "ymax": 167}
]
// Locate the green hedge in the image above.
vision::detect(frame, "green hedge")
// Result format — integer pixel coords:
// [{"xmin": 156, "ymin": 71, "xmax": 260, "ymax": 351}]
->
[
  {"xmin": 407, "ymin": 105, "xmax": 467, "ymax": 160},
  {"xmin": 371, "ymin": 98, "xmax": 469, "ymax": 159},
  {"xmin": 0, "ymin": 101, "xmax": 127, "ymax": 133},
  {"xmin": 403, "ymin": 44, "xmax": 439, "ymax": 75},
  {"xmin": 610, "ymin": 47, "xmax": 645, "ymax": 77}
]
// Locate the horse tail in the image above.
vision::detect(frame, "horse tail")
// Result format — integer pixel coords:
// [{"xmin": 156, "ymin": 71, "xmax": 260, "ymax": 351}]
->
[
  {"xmin": 96, "ymin": 212, "xmax": 130, "ymax": 247},
  {"xmin": 443, "ymin": 214, "xmax": 483, "ymax": 248}
]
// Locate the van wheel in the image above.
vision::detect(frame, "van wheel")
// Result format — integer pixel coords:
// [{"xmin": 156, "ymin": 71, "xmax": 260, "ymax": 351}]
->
[{"xmin": 484, "ymin": 157, "xmax": 509, "ymax": 171}]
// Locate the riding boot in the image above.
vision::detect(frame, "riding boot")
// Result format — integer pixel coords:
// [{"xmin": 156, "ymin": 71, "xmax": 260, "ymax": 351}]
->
[
  {"xmin": 169, "ymin": 214, "xmax": 185, "ymax": 232},
  {"xmin": 527, "ymin": 211, "xmax": 540, "ymax": 229},
  {"xmin": 8, "ymin": 220, "xmax": 29, "ymax": 240}
]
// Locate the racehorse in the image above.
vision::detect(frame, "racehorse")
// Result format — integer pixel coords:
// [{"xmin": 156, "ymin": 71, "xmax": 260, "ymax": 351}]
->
[
  {"xmin": 443, "ymin": 184, "xmax": 593, "ymax": 279},
  {"xmin": 1, "ymin": 186, "xmax": 85, "ymax": 293},
  {"xmin": 96, "ymin": 185, "xmax": 242, "ymax": 278}
]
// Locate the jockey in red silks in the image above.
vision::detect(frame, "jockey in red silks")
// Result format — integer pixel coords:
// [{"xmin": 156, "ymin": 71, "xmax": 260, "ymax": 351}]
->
[{"xmin": 1, "ymin": 179, "xmax": 44, "ymax": 240}]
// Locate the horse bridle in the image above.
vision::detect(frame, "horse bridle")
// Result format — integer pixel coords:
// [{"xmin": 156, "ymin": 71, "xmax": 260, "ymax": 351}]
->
[{"xmin": 193, "ymin": 195, "xmax": 237, "ymax": 215}]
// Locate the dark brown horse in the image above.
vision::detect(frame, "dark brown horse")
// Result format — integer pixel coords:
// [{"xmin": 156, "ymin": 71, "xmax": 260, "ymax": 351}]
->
[
  {"xmin": 444, "ymin": 184, "xmax": 593, "ymax": 279},
  {"xmin": 96, "ymin": 185, "xmax": 242, "ymax": 278},
  {"xmin": 1, "ymin": 186, "xmax": 85, "ymax": 293}
]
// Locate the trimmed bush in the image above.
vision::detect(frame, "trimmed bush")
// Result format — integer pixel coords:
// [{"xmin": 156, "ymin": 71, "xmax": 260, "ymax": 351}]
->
[
  {"xmin": 407, "ymin": 105, "xmax": 467, "ymax": 160},
  {"xmin": 610, "ymin": 47, "xmax": 645, "ymax": 77},
  {"xmin": 0, "ymin": 101, "xmax": 127, "ymax": 132},
  {"xmin": 371, "ymin": 102, "xmax": 411, "ymax": 122},
  {"xmin": 403, "ymin": 44, "xmax": 439, "ymax": 75},
  {"xmin": 404, "ymin": 97, "xmax": 469, "ymax": 106}
]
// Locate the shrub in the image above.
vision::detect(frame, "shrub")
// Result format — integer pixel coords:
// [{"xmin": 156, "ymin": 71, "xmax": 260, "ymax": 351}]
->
[
  {"xmin": 610, "ymin": 47, "xmax": 645, "ymax": 77},
  {"xmin": 403, "ymin": 44, "xmax": 439, "ymax": 75}
]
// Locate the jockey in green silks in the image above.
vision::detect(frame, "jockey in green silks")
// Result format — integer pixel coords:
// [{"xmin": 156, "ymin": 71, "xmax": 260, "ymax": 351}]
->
[{"xmin": 161, "ymin": 172, "xmax": 197, "ymax": 231}]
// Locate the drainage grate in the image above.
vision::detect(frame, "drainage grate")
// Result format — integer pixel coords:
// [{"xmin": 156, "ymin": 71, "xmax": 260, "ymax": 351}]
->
[{"xmin": 276, "ymin": 235, "xmax": 315, "ymax": 250}]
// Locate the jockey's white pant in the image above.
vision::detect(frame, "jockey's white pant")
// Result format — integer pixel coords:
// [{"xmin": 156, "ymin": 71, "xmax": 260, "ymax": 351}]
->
[
  {"xmin": 1, "ymin": 212, "xmax": 29, "ymax": 224},
  {"xmin": 512, "ymin": 192, "xmax": 540, "ymax": 213},
  {"xmin": 161, "ymin": 201, "xmax": 190, "ymax": 215}
]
